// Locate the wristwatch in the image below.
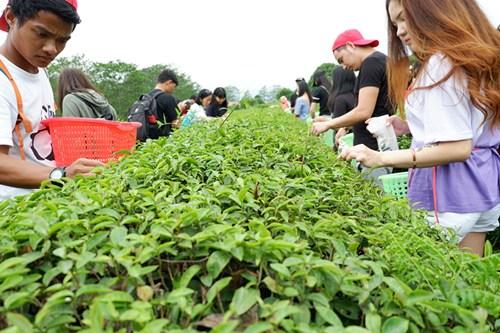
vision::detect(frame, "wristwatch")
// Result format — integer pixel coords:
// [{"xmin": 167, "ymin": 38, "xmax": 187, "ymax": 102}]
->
[{"xmin": 49, "ymin": 167, "xmax": 66, "ymax": 180}]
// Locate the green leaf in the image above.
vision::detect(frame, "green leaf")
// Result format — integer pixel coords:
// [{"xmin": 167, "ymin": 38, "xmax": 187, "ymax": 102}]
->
[
  {"xmin": 0, "ymin": 276, "xmax": 24, "ymax": 294},
  {"xmin": 283, "ymin": 287, "xmax": 299, "ymax": 297},
  {"xmin": 270, "ymin": 263, "xmax": 290, "ymax": 277},
  {"xmin": 207, "ymin": 277, "xmax": 232, "ymax": 304},
  {"xmin": 211, "ymin": 321, "xmax": 240, "ymax": 333},
  {"xmin": 4, "ymin": 292, "xmax": 31, "ymax": 310},
  {"xmin": 243, "ymin": 322, "xmax": 273, "ymax": 333},
  {"xmin": 230, "ymin": 287, "xmax": 259, "ymax": 315},
  {"xmin": 0, "ymin": 257, "xmax": 26, "ymax": 272},
  {"xmin": 177, "ymin": 265, "xmax": 201, "ymax": 289},
  {"xmin": 343, "ymin": 327, "xmax": 372, "ymax": 333},
  {"xmin": 383, "ymin": 277, "xmax": 410, "ymax": 303},
  {"xmin": 382, "ymin": 317, "xmax": 409, "ymax": 333},
  {"xmin": 76, "ymin": 284, "xmax": 113, "ymax": 297},
  {"xmin": 365, "ymin": 312, "xmax": 381, "ymax": 333},
  {"xmin": 76, "ymin": 251, "xmax": 96, "ymax": 269},
  {"xmin": 96, "ymin": 208, "xmax": 121, "ymax": 219},
  {"xmin": 315, "ymin": 306, "xmax": 343, "ymax": 327},
  {"xmin": 139, "ymin": 319, "xmax": 169, "ymax": 333},
  {"xmin": 42, "ymin": 267, "xmax": 61, "ymax": 286},
  {"xmin": 406, "ymin": 289, "xmax": 434, "ymax": 305},
  {"xmin": 110, "ymin": 226, "xmax": 128, "ymax": 246},
  {"xmin": 307, "ymin": 293, "xmax": 330, "ymax": 308},
  {"xmin": 166, "ymin": 288, "xmax": 194, "ymax": 303},
  {"xmin": 262, "ymin": 276, "xmax": 281, "ymax": 294},
  {"xmin": 52, "ymin": 247, "xmax": 66, "ymax": 258},
  {"xmin": 207, "ymin": 251, "xmax": 231, "ymax": 280},
  {"xmin": 6, "ymin": 313, "xmax": 33, "ymax": 333},
  {"xmin": 483, "ymin": 240, "xmax": 492, "ymax": 257}
]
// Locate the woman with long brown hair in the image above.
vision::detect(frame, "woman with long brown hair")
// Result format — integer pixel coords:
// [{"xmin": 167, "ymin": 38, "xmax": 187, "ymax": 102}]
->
[
  {"xmin": 340, "ymin": 0, "xmax": 500, "ymax": 256},
  {"xmin": 57, "ymin": 68, "xmax": 117, "ymax": 120}
]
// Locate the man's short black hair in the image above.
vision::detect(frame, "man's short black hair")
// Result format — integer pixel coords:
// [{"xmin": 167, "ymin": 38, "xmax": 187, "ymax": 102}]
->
[
  {"xmin": 157, "ymin": 69, "xmax": 179, "ymax": 85},
  {"xmin": 9, "ymin": 0, "xmax": 80, "ymax": 30}
]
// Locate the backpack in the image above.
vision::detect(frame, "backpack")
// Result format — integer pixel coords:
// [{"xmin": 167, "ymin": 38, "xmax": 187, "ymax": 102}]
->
[{"xmin": 127, "ymin": 90, "xmax": 163, "ymax": 141}]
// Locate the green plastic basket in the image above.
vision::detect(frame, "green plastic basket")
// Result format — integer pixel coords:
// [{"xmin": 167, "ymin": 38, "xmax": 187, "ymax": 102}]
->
[
  {"xmin": 339, "ymin": 133, "xmax": 354, "ymax": 148},
  {"xmin": 379, "ymin": 172, "xmax": 409, "ymax": 200}
]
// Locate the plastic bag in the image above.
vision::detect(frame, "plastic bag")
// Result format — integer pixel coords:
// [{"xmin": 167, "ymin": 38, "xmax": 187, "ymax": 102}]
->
[{"xmin": 366, "ymin": 115, "xmax": 399, "ymax": 152}]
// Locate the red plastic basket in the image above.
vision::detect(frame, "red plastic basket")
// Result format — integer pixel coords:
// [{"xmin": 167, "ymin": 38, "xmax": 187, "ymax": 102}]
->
[{"xmin": 41, "ymin": 117, "xmax": 141, "ymax": 166}]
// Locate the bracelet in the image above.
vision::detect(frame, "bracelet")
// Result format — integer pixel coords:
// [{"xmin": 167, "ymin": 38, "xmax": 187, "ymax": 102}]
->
[{"xmin": 410, "ymin": 148, "xmax": 417, "ymax": 168}]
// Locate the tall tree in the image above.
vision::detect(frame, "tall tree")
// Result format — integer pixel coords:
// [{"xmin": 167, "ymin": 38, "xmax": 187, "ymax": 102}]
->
[
  {"xmin": 275, "ymin": 87, "xmax": 293, "ymax": 101},
  {"xmin": 224, "ymin": 85, "xmax": 240, "ymax": 102},
  {"xmin": 308, "ymin": 63, "xmax": 337, "ymax": 86}
]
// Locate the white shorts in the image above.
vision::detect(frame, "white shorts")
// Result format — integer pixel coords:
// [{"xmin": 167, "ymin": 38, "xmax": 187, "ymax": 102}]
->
[{"xmin": 426, "ymin": 203, "xmax": 500, "ymax": 241}]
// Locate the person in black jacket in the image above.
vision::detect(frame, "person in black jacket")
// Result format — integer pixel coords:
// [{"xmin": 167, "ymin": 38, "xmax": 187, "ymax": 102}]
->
[
  {"xmin": 206, "ymin": 87, "xmax": 228, "ymax": 117},
  {"xmin": 327, "ymin": 67, "xmax": 356, "ymax": 145},
  {"xmin": 310, "ymin": 71, "xmax": 332, "ymax": 119},
  {"xmin": 148, "ymin": 69, "xmax": 179, "ymax": 137}
]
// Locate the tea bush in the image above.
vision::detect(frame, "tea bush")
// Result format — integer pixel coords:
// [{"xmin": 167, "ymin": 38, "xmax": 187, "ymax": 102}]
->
[{"xmin": 0, "ymin": 109, "xmax": 498, "ymax": 332}]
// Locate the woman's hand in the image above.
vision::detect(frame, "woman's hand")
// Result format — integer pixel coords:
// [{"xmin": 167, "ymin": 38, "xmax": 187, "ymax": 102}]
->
[
  {"xmin": 313, "ymin": 116, "xmax": 329, "ymax": 123},
  {"xmin": 311, "ymin": 121, "xmax": 330, "ymax": 136},
  {"xmin": 385, "ymin": 116, "xmax": 410, "ymax": 136},
  {"xmin": 335, "ymin": 127, "xmax": 348, "ymax": 146},
  {"xmin": 338, "ymin": 144, "xmax": 384, "ymax": 168}
]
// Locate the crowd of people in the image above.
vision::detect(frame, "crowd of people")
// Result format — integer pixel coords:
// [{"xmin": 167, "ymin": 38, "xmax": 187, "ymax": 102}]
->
[
  {"xmin": 0, "ymin": 0, "xmax": 499, "ymax": 256},
  {"xmin": 280, "ymin": 0, "xmax": 500, "ymax": 255}
]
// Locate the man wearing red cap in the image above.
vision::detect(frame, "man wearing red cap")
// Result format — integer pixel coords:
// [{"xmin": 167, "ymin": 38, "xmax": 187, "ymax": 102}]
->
[
  {"xmin": 312, "ymin": 29, "xmax": 393, "ymax": 183},
  {"xmin": 0, "ymin": 0, "xmax": 102, "ymax": 201}
]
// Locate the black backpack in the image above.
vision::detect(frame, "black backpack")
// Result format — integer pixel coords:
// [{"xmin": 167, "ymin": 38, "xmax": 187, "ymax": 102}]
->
[{"xmin": 127, "ymin": 90, "xmax": 163, "ymax": 141}]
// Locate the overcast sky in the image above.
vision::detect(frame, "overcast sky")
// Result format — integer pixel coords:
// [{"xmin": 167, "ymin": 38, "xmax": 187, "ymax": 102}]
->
[{"xmin": 1, "ymin": 0, "xmax": 499, "ymax": 94}]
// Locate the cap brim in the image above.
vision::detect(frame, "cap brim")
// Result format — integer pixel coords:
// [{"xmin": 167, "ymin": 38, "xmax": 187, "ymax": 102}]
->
[
  {"xmin": 353, "ymin": 39, "xmax": 379, "ymax": 48},
  {"xmin": 0, "ymin": 14, "xmax": 8, "ymax": 32}
]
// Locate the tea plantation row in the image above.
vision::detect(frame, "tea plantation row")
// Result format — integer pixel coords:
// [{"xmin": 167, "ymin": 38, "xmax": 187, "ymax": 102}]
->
[{"xmin": 0, "ymin": 109, "xmax": 498, "ymax": 332}]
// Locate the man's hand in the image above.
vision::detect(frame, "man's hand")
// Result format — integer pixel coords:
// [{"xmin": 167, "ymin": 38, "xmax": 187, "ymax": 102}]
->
[
  {"xmin": 171, "ymin": 118, "xmax": 181, "ymax": 129},
  {"xmin": 65, "ymin": 158, "xmax": 104, "ymax": 178}
]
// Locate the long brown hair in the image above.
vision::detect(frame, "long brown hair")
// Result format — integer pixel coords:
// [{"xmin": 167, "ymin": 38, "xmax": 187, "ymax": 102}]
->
[
  {"xmin": 386, "ymin": 0, "xmax": 500, "ymax": 126},
  {"xmin": 56, "ymin": 68, "xmax": 99, "ymax": 108}
]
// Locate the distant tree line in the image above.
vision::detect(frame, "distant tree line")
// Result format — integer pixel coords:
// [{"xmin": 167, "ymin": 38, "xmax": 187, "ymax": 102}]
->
[
  {"xmin": 48, "ymin": 55, "xmax": 200, "ymax": 120},
  {"xmin": 48, "ymin": 55, "xmax": 349, "ymax": 115}
]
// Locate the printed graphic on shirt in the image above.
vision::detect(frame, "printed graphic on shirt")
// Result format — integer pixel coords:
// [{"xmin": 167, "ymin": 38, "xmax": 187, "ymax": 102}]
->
[{"xmin": 30, "ymin": 104, "xmax": 55, "ymax": 161}]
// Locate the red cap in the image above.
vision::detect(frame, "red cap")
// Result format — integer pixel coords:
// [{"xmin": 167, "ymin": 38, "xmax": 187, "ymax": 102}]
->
[
  {"xmin": 332, "ymin": 29, "xmax": 379, "ymax": 52},
  {"xmin": 0, "ymin": 0, "xmax": 78, "ymax": 32}
]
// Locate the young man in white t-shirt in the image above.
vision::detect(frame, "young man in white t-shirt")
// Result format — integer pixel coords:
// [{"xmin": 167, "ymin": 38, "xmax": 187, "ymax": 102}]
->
[{"xmin": 0, "ymin": 0, "xmax": 103, "ymax": 201}]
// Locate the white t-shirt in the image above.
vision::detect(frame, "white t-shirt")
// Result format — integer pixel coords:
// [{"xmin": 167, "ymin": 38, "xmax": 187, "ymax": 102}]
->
[
  {"xmin": 406, "ymin": 53, "xmax": 486, "ymax": 147},
  {"xmin": 0, "ymin": 55, "xmax": 56, "ymax": 200}
]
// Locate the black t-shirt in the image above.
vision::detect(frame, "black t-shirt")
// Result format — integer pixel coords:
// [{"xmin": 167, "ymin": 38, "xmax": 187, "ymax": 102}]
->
[
  {"xmin": 312, "ymin": 86, "xmax": 330, "ymax": 116},
  {"xmin": 353, "ymin": 51, "xmax": 393, "ymax": 150},
  {"xmin": 151, "ymin": 89, "xmax": 178, "ymax": 137},
  {"xmin": 332, "ymin": 92, "xmax": 355, "ymax": 119},
  {"xmin": 206, "ymin": 104, "xmax": 228, "ymax": 117}
]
